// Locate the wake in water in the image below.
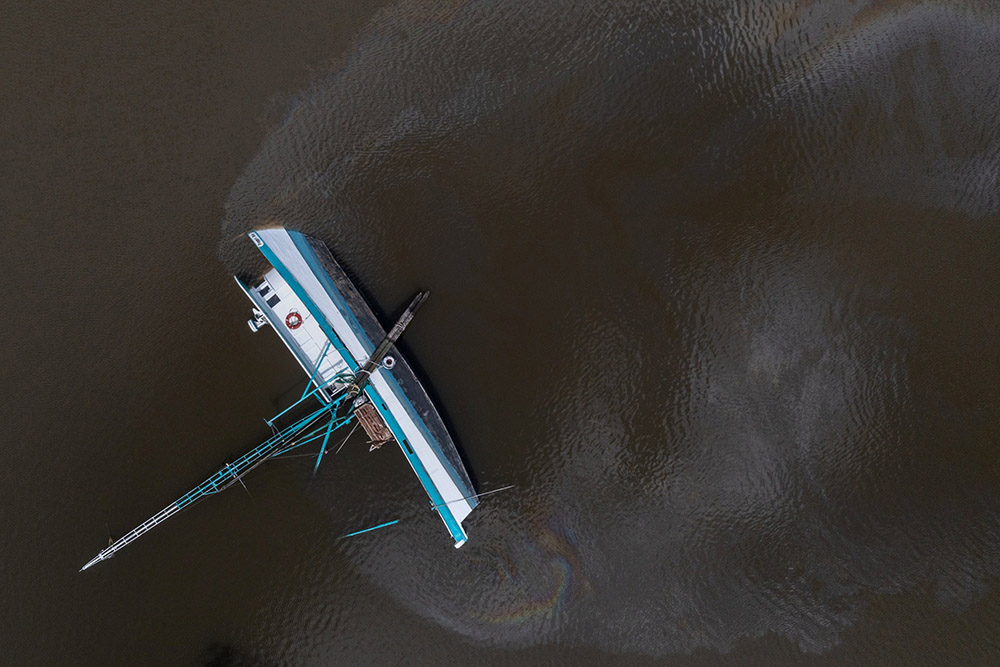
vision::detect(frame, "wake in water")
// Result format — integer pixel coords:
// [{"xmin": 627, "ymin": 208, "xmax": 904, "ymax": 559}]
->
[{"xmin": 222, "ymin": 0, "xmax": 1000, "ymax": 655}]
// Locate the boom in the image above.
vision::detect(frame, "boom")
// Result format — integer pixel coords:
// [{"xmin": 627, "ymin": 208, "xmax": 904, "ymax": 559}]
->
[
  {"xmin": 347, "ymin": 291, "xmax": 429, "ymax": 398},
  {"xmin": 80, "ymin": 385, "xmax": 354, "ymax": 571}
]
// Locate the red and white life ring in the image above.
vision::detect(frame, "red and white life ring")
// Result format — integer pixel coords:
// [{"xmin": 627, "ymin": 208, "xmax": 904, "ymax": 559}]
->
[{"xmin": 285, "ymin": 310, "xmax": 303, "ymax": 329}]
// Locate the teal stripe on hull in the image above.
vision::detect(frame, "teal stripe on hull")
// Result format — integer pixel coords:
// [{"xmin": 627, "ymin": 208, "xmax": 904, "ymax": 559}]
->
[
  {"xmin": 287, "ymin": 230, "xmax": 475, "ymax": 504},
  {"xmin": 253, "ymin": 233, "xmax": 468, "ymax": 545}
]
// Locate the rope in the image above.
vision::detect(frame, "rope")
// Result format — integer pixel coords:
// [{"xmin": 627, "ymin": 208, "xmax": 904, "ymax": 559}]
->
[
  {"xmin": 428, "ymin": 484, "xmax": 516, "ymax": 511},
  {"xmin": 335, "ymin": 422, "xmax": 361, "ymax": 455}
]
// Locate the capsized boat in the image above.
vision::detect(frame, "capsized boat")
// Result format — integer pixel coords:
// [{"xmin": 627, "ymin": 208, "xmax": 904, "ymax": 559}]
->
[{"xmin": 80, "ymin": 227, "xmax": 478, "ymax": 571}]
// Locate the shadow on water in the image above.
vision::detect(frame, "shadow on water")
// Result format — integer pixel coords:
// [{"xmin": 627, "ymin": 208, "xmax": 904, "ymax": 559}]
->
[
  {"xmin": 220, "ymin": 0, "xmax": 1000, "ymax": 657},
  {"xmin": 199, "ymin": 642, "xmax": 276, "ymax": 667}
]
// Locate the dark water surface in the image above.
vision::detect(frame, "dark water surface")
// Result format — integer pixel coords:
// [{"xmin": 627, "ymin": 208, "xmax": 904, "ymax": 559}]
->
[{"xmin": 3, "ymin": 1, "xmax": 1000, "ymax": 664}]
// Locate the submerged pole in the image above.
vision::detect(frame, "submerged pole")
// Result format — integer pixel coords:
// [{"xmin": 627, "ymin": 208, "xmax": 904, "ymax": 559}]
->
[{"xmin": 339, "ymin": 519, "xmax": 400, "ymax": 539}]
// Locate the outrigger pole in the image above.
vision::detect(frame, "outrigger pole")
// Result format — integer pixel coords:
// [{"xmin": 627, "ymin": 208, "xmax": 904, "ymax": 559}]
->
[{"xmin": 80, "ymin": 380, "xmax": 355, "ymax": 572}]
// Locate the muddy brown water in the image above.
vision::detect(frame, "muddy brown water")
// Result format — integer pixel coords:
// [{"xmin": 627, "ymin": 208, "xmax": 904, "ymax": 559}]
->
[{"xmin": 3, "ymin": 1, "xmax": 1000, "ymax": 664}]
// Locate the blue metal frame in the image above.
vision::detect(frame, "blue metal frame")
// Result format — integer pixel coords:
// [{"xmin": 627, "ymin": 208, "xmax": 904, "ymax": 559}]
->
[
  {"xmin": 267, "ymin": 373, "xmax": 344, "ymax": 427},
  {"xmin": 301, "ymin": 340, "xmax": 332, "ymax": 400},
  {"xmin": 175, "ymin": 392, "xmax": 351, "ymax": 511},
  {"xmin": 312, "ymin": 415, "xmax": 338, "ymax": 475}
]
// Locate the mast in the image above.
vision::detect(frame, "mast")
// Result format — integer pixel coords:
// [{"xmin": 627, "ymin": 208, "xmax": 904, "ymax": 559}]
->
[
  {"xmin": 347, "ymin": 291, "xmax": 429, "ymax": 398},
  {"xmin": 81, "ymin": 385, "xmax": 354, "ymax": 571}
]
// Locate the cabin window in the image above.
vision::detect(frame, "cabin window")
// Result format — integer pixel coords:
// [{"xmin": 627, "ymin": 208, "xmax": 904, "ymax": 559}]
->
[
  {"xmin": 266, "ymin": 294, "xmax": 280, "ymax": 308},
  {"xmin": 402, "ymin": 439, "xmax": 413, "ymax": 456}
]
